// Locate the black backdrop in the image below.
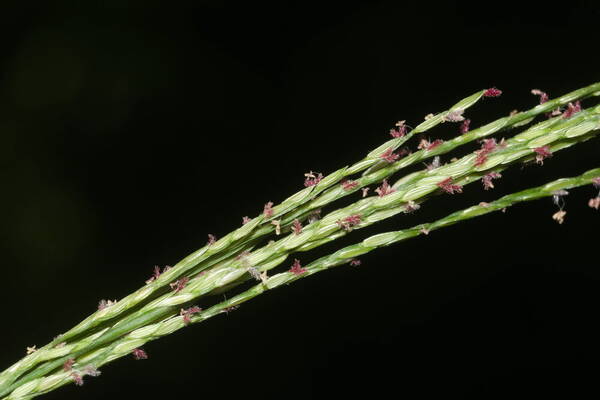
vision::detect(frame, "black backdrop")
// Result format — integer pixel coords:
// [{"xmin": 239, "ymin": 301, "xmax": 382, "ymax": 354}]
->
[{"xmin": 1, "ymin": 2, "xmax": 599, "ymax": 399}]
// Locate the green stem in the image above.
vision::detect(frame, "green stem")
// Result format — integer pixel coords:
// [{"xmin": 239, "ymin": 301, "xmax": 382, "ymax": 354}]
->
[
  {"xmin": 6, "ymin": 110, "xmax": 599, "ymax": 398},
  {"xmin": 7, "ymin": 166, "xmax": 599, "ymax": 400},
  {"xmin": 3, "ymin": 83, "xmax": 598, "ymax": 396},
  {"xmin": 0, "ymin": 87, "xmax": 497, "ymax": 392}
]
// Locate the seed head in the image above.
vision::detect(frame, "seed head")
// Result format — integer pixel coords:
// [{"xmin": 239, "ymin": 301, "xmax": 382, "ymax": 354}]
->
[
  {"xmin": 63, "ymin": 358, "xmax": 75, "ymax": 371},
  {"xmin": 341, "ymin": 179, "xmax": 359, "ymax": 191},
  {"xmin": 546, "ymin": 108, "xmax": 562, "ymax": 119},
  {"xmin": 418, "ymin": 138, "xmax": 443, "ymax": 151},
  {"xmin": 480, "ymin": 138, "xmax": 497, "ymax": 152},
  {"xmin": 443, "ymin": 109, "xmax": 465, "ymax": 122},
  {"xmin": 533, "ymin": 146, "xmax": 552, "ymax": 165},
  {"xmin": 361, "ymin": 187, "xmax": 370, "ymax": 197},
  {"xmin": 474, "ymin": 138, "xmax": 498, "ymax": 166},
  {"xmin": 337, "ymin": 214, "xmax": 362, "ymax": 231},
  {"xmin": 207, "ymin": 234, "xmax": 217, "ymax": 246},
  {"xmin": 483, "ymin": 87, "xmax": 502, "ymax": 97},
  {"xmin": 180, "ymin": 306, "xmax": 202, "ymax": 325},
  {"xmin": 98, "ymin": 299, "xmax": 117, "ymax": 310},
  {"xmin": 405, "ymin": 201, "xmax": 420, "ymax": 213},
  {"xmin": 482, "ymin": 172, "xmax": 502, "ymax": 190},
  {"xmin": 389, "ymin": 121, "xmax": 406, "ymax": 137},
  {"xmin": 459, "ymin": 119, "xmax": 471, "ymax": 134},
  {"xmin": 474, "ymin": 152, "xmax": 488, "ymax": 167},
  {"xmin": 437, "ymin": 177, "xmax": 463, "ymax": 194},
  {"xmin": 71, "ymin": 372, "xmax": 84, "ymax": 386},
  {"xmin": 132, "ymin": 348, "xmax": 148, "ymax": 360},
  {"xmin": 562, "ymin": 101, "xmax": 582, "ymax": 119},
  {"xmin": 592, "ymin": 177, "xmax": 600, "ymax": 188},
  {"xmin": 531, "ymin": 89, "xmax": 549, "ymax": 104},
  {"xmin": 389, "ymin": 128, "xmax": 402, "ymax": 138},
  {"xmin": 349, "ymin": 259, "xmax": 362, "ymax": 266},
  {"xmin": 589, "ymin": 197, "xmax": 600, "ymax": 210},
  {"xmin": 427, "ymin": 139, "xmax": 443, "ymax": 151},
  {"xmin": 242, "ymin": 216, "xmax": 251, "ymax": 225},
  {"xmin": 263, "ymin": 201, "xmax": 274, "ymax": 218},
  {"xmin": 247, "ymin": 267, "xmax": 262, "ymax": 281},
  {"xmin": 170, "ymin": 277, "xmax": 189, "ymax": 293},
  {"xmin": 292, "ymin": 219, "xmax": 303, "ymax": 235},
  {"xmin": 552, "ymin": 210, "xmax": 567, "ymax": 224},
  {"xmin": 145, "ymin": 265, "xmax": 163, "ymax": 284},
  {"xmin": 304, "ymin": 171, "xmax": 324, "ymax": 187},
  {"xmin": 380, "ymin": 147, "xmax": 399, "ymax": 163},
  {"xmin": 289, "ymin": 259, "xmax": 307, "ymax": 275},
  {"xmin": 82, "ymin": 365, "xmax": 101, "ymax": 377},
  {"xmin": 417, "ymin": 139, "xmax": 429, "ymax": 150},
  {"xmin": 375, "ymin": 179, "xmax": 395, "ymax": 197}
]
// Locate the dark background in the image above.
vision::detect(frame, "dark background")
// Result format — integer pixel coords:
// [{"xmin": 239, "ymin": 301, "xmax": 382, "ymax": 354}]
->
[{"xmin": 1, "ymin": 2, "xmax": 599, "ymax": 399}]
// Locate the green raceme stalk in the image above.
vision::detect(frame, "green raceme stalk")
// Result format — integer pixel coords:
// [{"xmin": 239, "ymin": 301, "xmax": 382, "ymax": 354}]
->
[
  {"xmin": 25, "ymin": 82, "xmax": 600, "ymax": 348},
  {"xmin": 2, "ymin": 82, "xmax": 599, "ymax": 399},
  {"xmin": 0, "ymin": 88, "xmax": 496, "ymax": 393},
  {"xmin": 7, "ymin": 105, "xmax": 599, "ymax": 396},
  {"xmin": 6, "ymin": 167, "xmax": 600, "ymax": 400}
]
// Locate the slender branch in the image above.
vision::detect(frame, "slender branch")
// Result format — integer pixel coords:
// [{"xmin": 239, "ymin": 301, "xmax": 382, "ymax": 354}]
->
[
  {"xmin": 3, "ymin": 83, "xmax": 599, "ymax": 398},
  {"xmin": 7, "ymin": 166, "xmax": 599, "ymax": 400},
  {"xmin": 5, "ymin": 105, "xmax": 599, "ymax": 398},
  {"xmin": 35, "ymin": 81, "xmax": 600, "ymax": 348},
  {"xmin": 0, "ymin": 87, "xmax": 495, "ymax": 391}
]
